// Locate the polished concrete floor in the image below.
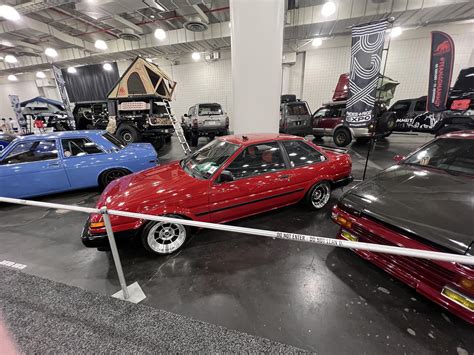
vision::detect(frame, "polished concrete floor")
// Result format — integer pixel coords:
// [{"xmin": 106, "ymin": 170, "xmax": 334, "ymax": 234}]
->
[{"xmin": 0, "ymin": 133, "xmax": 472, "ymax": 353}]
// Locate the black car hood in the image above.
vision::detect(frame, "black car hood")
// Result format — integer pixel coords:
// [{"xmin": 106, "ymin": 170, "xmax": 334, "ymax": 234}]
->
[{"xmin": 341, "ymin": 164, "xmax": 474, "ymax": 254}]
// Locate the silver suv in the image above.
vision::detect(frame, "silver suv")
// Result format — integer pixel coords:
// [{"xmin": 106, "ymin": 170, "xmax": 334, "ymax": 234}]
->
[
  {"xmin": 279, "ymin": 97, "xmax": 312, "ymax": 137},
  {"xmin": 182, "ymin": 103, "xmax": 229, "ymax": 146}
]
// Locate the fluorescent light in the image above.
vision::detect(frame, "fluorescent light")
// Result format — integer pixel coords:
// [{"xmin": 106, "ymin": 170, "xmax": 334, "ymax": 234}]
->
[
  {"xmin": 312, "ymin": 38, "xmax": 323, "ymax": 47},
  {"xmin": 0, "ymin": 5, "xmax": 21, "ymax": 21},
  {"xmin": 154, "ymin": 28, "xmax": 166, "ymax": 40},
  {"xmin": 36, "ymin": 71, "xmax": 46, "ymax": 79},
  {"xmin": 4, "ymin": 54, "xmax": 17, "ymax": 63},
  {"xmin": 8, "ymin": 74, "xmax": 18, "ymax": 81},
  {"xmin": 155, "ymin": 2, "xmax": 166, "ymax": 12},
  {"xmin": 146, "ymin": 58, "xmax": 153, "ymax": 63},
  {"xmin": 95, "ymin": 39, "xmax": 108, "ymax": 50},
  {"xmin": 150, "ymin": 15, "xmax": 155, "ymax": 19},
  {"xmin": 192, "ymin": 52, "xmax": 200, "ymax": 61},
  {"xmin": 67, "ymin": 66, "xmax": 77, "ymax": 74},
  {"xmin": 45, "ymin": 47, "xmax": 58, "ymax": 57},
  {"xmin": 103, "ymin": 63, "xmax": 113, "ymax": 71},
  {"xmin": 228, "ymin": 22, "xmax": 231, "ymax": 28},
  {"xmin": 390, "ymin": 26, "xmax": 403, "ymax": 38},
  {"xmin": 321, "ymin": 1, "xmax": 336, "ymax": 17}
]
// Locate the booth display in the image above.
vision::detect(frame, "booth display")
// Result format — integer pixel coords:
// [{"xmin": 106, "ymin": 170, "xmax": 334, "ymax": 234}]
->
[
  {"xmin": 0, "ymin": 131, "xmax": 158, "ymax": 199},
  {"xmin": 332, "ymin": 131, "xmax": 474, "ymax": 323},
  {"xmin": 20, "ymin": 96, "xmax": 74, "ymax": 132},
  {"xmin": 82, "ymin": 134, "xmax": 353, "ymax": 255}
]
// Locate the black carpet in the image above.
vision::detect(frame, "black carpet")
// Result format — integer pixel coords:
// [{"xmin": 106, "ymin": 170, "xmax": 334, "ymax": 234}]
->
[{"xmin": 0, "ymin": 267, "xmax": 306, "ymax": 353}]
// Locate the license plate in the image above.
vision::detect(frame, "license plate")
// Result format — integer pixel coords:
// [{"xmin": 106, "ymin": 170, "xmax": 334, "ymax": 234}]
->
[{"xmin": 205, "ymin": 121, "xmax": 218, "ymax": 126}]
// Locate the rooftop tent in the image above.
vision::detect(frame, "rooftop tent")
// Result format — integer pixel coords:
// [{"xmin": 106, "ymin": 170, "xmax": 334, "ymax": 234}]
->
[
  {"xmin": 20, "ymin": 96, "xmax": 65, "ymax": 114},
  {"xmin": 107, "ymin": 57, "xmax": 177, "ymax": 100}
]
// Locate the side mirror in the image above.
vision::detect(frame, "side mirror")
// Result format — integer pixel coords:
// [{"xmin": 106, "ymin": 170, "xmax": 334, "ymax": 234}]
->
[
  {"xmin": 218, "ymin": 170, "xmax": 234, "ymax": 183},
  {"xmin": 393, "ymin": 154, "xmax": 405, "ymax": 163},
  {"xmin": 183, "ymin": 114, "xmax": 188, "ymax": 118}
]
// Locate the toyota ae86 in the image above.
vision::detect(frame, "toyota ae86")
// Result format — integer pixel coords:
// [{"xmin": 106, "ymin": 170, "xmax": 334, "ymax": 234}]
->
[
  {"xmin": 332, "ymin": 131, "xmax": 474, "ymax": 324},
  {"xmin": 82, "ymin": 134, "xmax": 353, "ymax": 255}
]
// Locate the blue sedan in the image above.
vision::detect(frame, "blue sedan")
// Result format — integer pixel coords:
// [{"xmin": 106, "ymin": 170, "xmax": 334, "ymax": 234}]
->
[{"xmin": 0, "ymin": 131, "xmax": 158, "ymax": 198}]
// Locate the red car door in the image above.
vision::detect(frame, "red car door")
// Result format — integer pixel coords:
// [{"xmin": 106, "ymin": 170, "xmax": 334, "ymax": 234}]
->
[{"xmin": 208, "ymin": 142, "xmax": 299, "ymax": 223}]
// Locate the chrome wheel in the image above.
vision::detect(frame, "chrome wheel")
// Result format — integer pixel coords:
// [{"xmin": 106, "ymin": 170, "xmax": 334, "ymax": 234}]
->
[
  {"xmin": 147, "ymin": 222, "xmax": 187, "ymax": 254},
  {"xmin": 311, "ymin": 182, "xmax": 331, "ymax": 209}
]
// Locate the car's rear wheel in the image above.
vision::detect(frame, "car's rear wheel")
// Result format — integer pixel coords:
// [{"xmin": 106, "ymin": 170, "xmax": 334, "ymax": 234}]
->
[
  {"xmin": 305, "ymin": 181, "xmax": 331, "ymax": 210},
  {"xmin": 141, "ymin": 216, "xmax": 189, "ymax": 255},
  {"xmin": 116, "ymin": 124, "xmax": 141, "ymax": 144},
  {"xmin": 333, "ymin": 128, "xmax": 351, "ymax": 147},
  {"xmin": 99, "ymin": 168, "xmax": 130, "ymax": 188}
]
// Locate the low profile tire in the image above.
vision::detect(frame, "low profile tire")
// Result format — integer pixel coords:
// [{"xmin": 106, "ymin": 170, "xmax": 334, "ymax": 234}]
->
[
  {"xmin": 99, "ymin": 168, "xmax": 130, "ymax": 188},
  {"xmin": 141, "ymin": 215, "xmax": 190, "ymax": 255},
  {"xmin": 116, "ymin": 124, "xmax": 141, "ymax": 144},
  {"xmin": 333, "ymin": 128, "xmax": 351, "ymax": 147},
  {"xmin": 190, "ymin": 132, "xmax": 199, "ymax": 147},
  {"xmin": 305, "ymin": 181, "xmax": 331, "ymax": 210}
]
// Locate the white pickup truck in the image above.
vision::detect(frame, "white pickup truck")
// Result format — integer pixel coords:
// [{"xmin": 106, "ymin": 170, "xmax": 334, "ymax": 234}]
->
[{"xmin": 182, "ymin": 103, "xmax": 230, "ymax": 146}]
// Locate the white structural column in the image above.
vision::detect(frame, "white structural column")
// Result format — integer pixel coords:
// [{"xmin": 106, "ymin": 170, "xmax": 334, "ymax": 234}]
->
[{"xmin": 230, "ymin": 0, "xmax": 285, "ymax": 134}]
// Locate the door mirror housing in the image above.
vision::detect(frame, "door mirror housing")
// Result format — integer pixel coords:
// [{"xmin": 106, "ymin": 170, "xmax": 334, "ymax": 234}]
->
[
  {"xmin": 218, "ymin": 170, "xmax": 234, "ymax": 183},
  {"xmin": 183, "ymin": 114, "xmax": 188, "ymax": 118},
  {"xmin": 393, "ymin": 154, "xmax": 405, "ymax": 163}
]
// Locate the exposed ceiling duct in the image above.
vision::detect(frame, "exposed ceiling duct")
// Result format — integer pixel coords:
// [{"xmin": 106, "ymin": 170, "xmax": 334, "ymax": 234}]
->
[
  {"xmin": 118, "ymin": 28, "xmax": 142, "ymax": 41},
  {"xmin": 183, "ymin": 16, "xmax": 209, "ymax": 32}
]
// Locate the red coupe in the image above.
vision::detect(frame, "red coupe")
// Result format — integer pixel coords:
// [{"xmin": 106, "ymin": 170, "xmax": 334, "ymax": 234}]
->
[
  {"xmin": 332, "ymin": 131, "xmax": 474, "ymax": 323},
  {"xmin": 82, "ymin": 134, "xmax": 352, "ymax": 255}
]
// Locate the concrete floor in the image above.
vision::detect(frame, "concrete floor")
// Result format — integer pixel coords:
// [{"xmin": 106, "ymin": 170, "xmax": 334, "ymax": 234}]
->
[{"xmin": 0, "ymin": 133, "xmax": 472, "ymax": 353}]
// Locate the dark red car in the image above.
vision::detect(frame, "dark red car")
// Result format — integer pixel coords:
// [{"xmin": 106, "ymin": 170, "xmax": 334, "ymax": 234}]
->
[
  {"xmin": 332, "ymin": 131, "xmax": 474, "ymax": 323},
  {"xmin": 82, "ymin": 134, "xmax": 352, "ymax": 255}
]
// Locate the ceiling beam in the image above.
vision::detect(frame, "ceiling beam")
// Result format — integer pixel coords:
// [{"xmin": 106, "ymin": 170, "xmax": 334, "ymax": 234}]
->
[
  {"xmin": 111, "ymin": 15, "xmax": 144, "ymax": 34},
  {"xmin": 192, "ymin": 5, "xmax": 209, "ymax": 23}
]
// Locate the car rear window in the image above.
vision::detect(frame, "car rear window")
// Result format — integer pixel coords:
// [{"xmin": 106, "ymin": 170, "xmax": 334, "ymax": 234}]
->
[
  {"xmin": 103, "ymin": 133, "xmax": 126, "ymax": 149},
  {"xmin": 198, "ymin": 104, "xmax": 222, "ymax": 115},
  {"xmin": 287, "ymin": 103, "xmax": 309, "ymax": 116}
]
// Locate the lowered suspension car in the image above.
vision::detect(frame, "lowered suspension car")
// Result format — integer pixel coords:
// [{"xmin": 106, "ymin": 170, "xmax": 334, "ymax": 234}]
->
[
  {"xmin": 82, "ymin": 134, "xmax": 352, "ymax": 255},
  {"xmin": 332, "ymin": 131, "xmax": 474, "ymax": 323}
]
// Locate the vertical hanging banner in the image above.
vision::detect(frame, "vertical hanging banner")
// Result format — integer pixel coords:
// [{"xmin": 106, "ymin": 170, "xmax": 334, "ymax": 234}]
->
[
  {"xmin": 427, "ymin": 31, "xmax": 455, "ymax": 112},
  {"xmin": 52, "ymin": 65, "xmax": 75, "ymax": 128},
  {"xmin": 346, "ymin": 21, "xmax": 388, "ymax": 127}
]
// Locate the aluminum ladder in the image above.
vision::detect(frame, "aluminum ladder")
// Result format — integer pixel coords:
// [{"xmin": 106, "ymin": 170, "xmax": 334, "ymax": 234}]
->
[{"xmin": 163, "ymin": 100, "xmax": 191, "ymax": 155}]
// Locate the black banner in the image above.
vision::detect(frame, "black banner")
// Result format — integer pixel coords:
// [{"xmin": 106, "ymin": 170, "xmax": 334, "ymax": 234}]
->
[
  {"xmin": 52, "ymin": 65, "xmax": 75, "ymax": 128},
  {"xmin": 346, "ymin": 21, "xmax": 388, "ymax": 128},
  {"xmin": 427, "ymin": 31, "xmax": 455, "ymax": 112}
]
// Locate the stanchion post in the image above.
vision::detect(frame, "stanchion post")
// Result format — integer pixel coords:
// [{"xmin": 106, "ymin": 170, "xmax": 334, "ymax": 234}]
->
[{"xmin": 100, "ymin": 206, "xmax": 129, "ymax": 300}]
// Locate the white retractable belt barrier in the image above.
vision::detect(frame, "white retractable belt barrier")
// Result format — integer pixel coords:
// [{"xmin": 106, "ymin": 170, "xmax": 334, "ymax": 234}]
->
[{"xmin": 1, "ymin": 196, "xmax": 473, "ymax": 302}]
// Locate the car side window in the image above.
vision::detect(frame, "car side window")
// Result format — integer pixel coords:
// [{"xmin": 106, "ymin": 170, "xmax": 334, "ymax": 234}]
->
[
  {"xmin": 414, "ymin": 99, "xmax": 426, "ymax": 112},
  {"xmin": 61, "ymin": 138, "xmax": 104, "ymax": 157},
  {"xmin": 226, "ymin": 142, "xmax": 286, "ymax": 179},
  {"xmin": 1, "ymin": 140, "xmax": 58, "ymax": 165},
  {"xmin": 282, "ymin": 141, "xmax": 326, "ymax": 168}
]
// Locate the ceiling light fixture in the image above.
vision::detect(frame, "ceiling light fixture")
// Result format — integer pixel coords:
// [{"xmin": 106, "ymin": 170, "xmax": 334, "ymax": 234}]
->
[
  {"xmin": 4, "ymin": 54, "xmax": 17, "ymax": 63},
  {"xmin": 154, "ymin": 28, "xmax": 166, "ymax": 40},
  {"xmin": 103, "ymin": 63, "xmax": 113, "ymax": 71},
  {"xmin": 192, "ymin": 52, "xmax": 200, "ymax": 61},
  {"xmin": 312, "ymin": 38, "xmax": 323, "ymax": 47},
  {"xmin": 150, "ymin": 15, "xmax": 155, "ymax": 19},
  {"xmin": 321, "ymin": 1, "xmax": 336, "ymax": 17},
  {"xmin": 390, "ymin": 26, "xmax": 403, "ymax": 38},
  {"xmin": 36, "ymin": 71, "xmax": 46, "ymax": 79},
  {"xmin": 0, "ymin": 5, "xmax": 21, "ymax": 21},
  {"xmin": 95, "ymin": 39, "xmax": 108, "ymax": 50},
  {"xmin": 67, "ymin": 66, "xmax": 77, "ymax": 74},
  {"xmin": 154, "ymin": 1, "xmax": 166, "ymax": 12},
  {"xmin": 8, "ymin": 74, "xmax": 18, "ymax": 81},
  {"xmin": 45, "ymin": 47, "xmax": 58, "ymax": 57}
]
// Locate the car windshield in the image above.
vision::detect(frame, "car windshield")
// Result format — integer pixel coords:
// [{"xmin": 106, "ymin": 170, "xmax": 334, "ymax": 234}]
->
[
  {"xmin": 403, "ymin": 137, "xmax": 474, "ymax": 175},
  {"xmin": 103, "ymin": 133, "xmax": 126, "ymax": 149},
  {"xmin": 198, "ymin": 104, "xmax": 222, "ymax": 116},
  {"xmin": 180, "ymin": 139, "xmax": 240, "ymax": 179}
]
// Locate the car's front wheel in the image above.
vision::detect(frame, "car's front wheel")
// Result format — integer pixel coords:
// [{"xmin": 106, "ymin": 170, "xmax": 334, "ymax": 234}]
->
[
  {"xmin": 141, "ymin": 216, "xmax": 189, "ymax": 255},
  {"xmin": 305, "ymin": 181, "xmax": 331, "ymax": 210},
  {"xmin": 99, "ymin": 168, "xmax": 130, "ymax": 188}
]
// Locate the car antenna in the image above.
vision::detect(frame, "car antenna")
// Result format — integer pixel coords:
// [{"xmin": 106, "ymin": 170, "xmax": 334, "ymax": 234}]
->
[{"xmin": 242, "ymin": 135, "xmax": 248, "ymax": 141}]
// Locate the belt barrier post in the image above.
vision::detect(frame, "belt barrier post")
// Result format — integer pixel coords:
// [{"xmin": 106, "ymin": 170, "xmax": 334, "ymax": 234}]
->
[{"xmin": 100, "ymin": 206, "xmax": 129, "ymax": 300}]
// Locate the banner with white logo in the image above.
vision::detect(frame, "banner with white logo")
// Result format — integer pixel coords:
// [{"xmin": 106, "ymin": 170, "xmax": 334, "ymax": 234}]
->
[
  {"xmin": 8, "ymin": 94, "xmax": 25, "ymax": 133},
  {"xmin": 346, "ymin": 21, "xmax": 388, "ymax": 128},
  {"xmin": 52, "ymin": 65, "xmax": 75, "ymax": 128}
]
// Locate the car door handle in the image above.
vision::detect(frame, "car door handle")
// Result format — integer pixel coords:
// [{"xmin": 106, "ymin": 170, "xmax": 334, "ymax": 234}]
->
[
  {"xmin": 48, "ymin": 162, "xmax": 60, "ymax": 167},
  {"xmin": 277, "ymin": 174, "xmax": 291, "ymax": 180}
]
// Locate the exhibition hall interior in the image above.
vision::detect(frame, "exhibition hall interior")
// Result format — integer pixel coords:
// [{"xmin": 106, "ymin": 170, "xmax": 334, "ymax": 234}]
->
[{"xmin": 0, "ymin": 0, "xmax": 473, "ymax": 353}]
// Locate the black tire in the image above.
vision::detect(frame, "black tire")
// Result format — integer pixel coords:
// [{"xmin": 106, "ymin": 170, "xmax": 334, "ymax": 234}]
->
[
  {"xmin": 116, "ymin": 124, "xmax": 141, "ymax": 144},
  {"xmin": 141, "ymin": 215, "xmax": 190, "ymax": 255},
  {"xmin": 355, "ymin": 137, "xmax": 371, "ymax": 144},
  {"xmin": 305, "ymin": 181, "xmax": 331, "ymax": 210},
  {"xmin": 375, "ymin": 112, "xmax": 396, "ymax": 135},
  {"xmin": 435, "ymin": 125, "xmax": 469, "ymax": 137},
  {"xmin": 165, "ymin": 135, "xmax": 172, "ymax": 144},
  {"xmin": 190, "ymin": 132, "xmax": 199, "ymax": 147},
  {"xmin": 333, "ymin": 128, "xmax": 351, "ymax": 147},
  {"xmin": 154, "ymin": 136, "xmax": 165, "ymax": 151},
  {"xmin": 99, "ymin": 168, "xmax": 130, "ymax": 188}
]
